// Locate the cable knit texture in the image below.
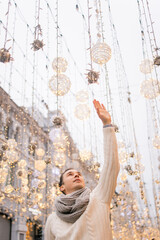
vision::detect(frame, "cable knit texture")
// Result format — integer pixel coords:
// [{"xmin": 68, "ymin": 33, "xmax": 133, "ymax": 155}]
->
[
  {"xmin": 55, "ymin": 187, "xmax": 91, "ymax": 223},
  {"xmin": 45, "ymin": 127, "xmax": 120, "ymax": 240}
]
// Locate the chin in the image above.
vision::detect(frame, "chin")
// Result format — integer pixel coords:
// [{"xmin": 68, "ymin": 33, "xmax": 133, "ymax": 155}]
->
[{"xmin": 74, "ymin": 184, "xmax": 84, "ymax": 190}]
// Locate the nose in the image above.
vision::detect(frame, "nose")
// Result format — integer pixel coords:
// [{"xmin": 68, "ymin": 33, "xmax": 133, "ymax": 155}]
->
[{"xmin": 74, "ymin": 173, "xmax": 79, "ymax": 178}]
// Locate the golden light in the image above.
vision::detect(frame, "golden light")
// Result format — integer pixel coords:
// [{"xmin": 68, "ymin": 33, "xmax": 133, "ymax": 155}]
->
[
  {"xmin": 118, "ymin": 150, "xmax": 129, "ymax": 164},
  {"xmin": 80, "ymin": 149, "xmax": 92, "ymax": 162},
  {"xmin": 4, "ymin": 184, "xmax": 14, "ymax": 194},
  {"xmin": 54, "ymin": 152, "xmax": 66, "ymax": 168},
  {"xmin": 153, "ymin": 135, "xmax": 160, "ymax": 149}
]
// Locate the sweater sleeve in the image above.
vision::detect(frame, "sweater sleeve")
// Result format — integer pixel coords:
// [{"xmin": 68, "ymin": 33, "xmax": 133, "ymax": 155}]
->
[
  {"xmin": 92, "ymin": 127, "xmax": 120, "ymax": 204},
  {"xmin": 44, "ymin": 214, "xmax": 55, "ymax": 240}
]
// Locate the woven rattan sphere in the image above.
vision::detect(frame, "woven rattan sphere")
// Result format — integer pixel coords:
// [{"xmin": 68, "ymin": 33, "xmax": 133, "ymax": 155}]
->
[
  {"xmin": 49, "ymin": 74, "xmax": 71, "ymax": 96},
  {"xmin": 52, "ymin": 57, "xmax": 68, "ymax": 73},
  {"xmin": 139, "ymin": 59, "xmax": 153, "ymax": 74},
  {"xmin": 91, "ymin": 42, "xmax": 111, "ymax": 65},
  {"xmin": 74, "ymin": 104, "xmax": 91, "ymax": 120},
  {"xmin": 140, "ymin": 79, "xmax": 160, "ymax": 99}
]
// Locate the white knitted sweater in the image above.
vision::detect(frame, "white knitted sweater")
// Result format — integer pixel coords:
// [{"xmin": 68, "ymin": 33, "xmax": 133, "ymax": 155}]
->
[{"xmin": 45, "ymin": 127, "xmax": 120, "ymax": 240}]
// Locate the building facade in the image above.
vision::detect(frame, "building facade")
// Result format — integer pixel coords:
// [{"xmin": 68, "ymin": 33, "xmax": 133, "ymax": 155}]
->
[{"xmin": 0, "ymin": 87, "xmax": 99, "ymax": 240}]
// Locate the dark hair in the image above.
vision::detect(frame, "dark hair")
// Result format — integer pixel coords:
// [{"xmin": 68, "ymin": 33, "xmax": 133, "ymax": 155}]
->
[{"xmin": 59, "ymin": 168, "xmax": 74, "ymax": 187}]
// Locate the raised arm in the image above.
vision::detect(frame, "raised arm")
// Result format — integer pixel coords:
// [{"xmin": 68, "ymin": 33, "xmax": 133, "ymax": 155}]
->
[{"xmin": 92, "ymin": 100, "xmax": 120, "ymax": 203}]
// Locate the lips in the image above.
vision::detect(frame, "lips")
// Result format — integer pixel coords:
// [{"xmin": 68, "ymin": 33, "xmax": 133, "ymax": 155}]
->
[{"xmin": 74, "ymin": 179, "xmax": 81, "ymax": 183}]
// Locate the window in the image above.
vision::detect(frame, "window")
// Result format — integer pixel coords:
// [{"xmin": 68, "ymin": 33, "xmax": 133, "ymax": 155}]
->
[{"xmin": 19, "ymin": 233, "xmax": 24, "ymax": 240}]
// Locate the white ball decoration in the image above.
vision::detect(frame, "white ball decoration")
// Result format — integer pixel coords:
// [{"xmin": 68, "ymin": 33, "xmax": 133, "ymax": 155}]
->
[
  {"xmin": 140, "ymin": 79, "xmax": 160, "ymax": 99},
  {"xmin": 74, "ymin": 104, "xmax": 91, "ymax": 120},
  {"xmin": 6, "ymin": 150, "xmax": 19, "ymax": 164},
  {"xmin": 76, "ymin": 90, "xmax": 89, "ymax": 103},
  {"xmin": 153, "ymin": 136, "xmax": 160, "ymax": 149},
  {"xmin": 49, "ymin": 74, "xmax": 71, "ymax": 96},
  {"xmin": 36, "ymin": 148, "xmax": 45, "ymax": 157},
  {"xmin": 35, "ymin": 160, "xmax": 46, "ymax": 171},
  {"xmin": 52, "ymin": 57, "xmax": 68, "ymax": 73},
  {"xmin": 91, "ymin": 42, "xmax": 111, "ymax": 65},
  {"xmin": 7, "ymin": 139, "xmax": 17, "ymax": 149},
  {"xmin": 139, "ymin": 59, "xmax": 153, "ymax": 74}
]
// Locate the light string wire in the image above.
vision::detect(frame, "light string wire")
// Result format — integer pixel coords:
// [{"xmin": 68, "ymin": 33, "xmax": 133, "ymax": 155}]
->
[
  {"xmin": 106, "ymin": 0, "xmax": 152, "ymax": 223},
  {"xmin": 136, "ymin": 0, "xmax": 160, "ymax": 227},
  {"xmin": 96, "ymin": 0, "xmax": 114, "ymax": 121},
  {"xmin": 56, "ymin": 0, "xmax": 59, "ymax": 116}
]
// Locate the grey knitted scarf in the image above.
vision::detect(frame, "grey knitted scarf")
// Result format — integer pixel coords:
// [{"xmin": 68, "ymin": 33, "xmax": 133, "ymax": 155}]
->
[{"xmin": 55, "ymin": 187, "xmax": 91, "ymax": 223}]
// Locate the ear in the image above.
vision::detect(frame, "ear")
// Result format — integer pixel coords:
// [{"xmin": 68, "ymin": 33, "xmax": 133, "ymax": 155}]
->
[{"xmin": 60, "ymin": 184, "xmax": 65, "ymax": 193}]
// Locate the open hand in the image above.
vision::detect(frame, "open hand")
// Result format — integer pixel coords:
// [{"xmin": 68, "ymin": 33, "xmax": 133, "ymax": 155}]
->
[{"xmin": 93, "ymin": 99, "xmax": 111, "ymax": 126}]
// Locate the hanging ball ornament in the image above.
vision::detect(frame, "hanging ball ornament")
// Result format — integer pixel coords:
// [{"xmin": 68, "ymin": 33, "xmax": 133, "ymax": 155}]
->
[
  {"xmin": 154, "ymin": 56, "xmax": 160, "ymax": 66},
  {"xmin": 36, "ymin": 148, "xmax": 45, "ymax": 157},
  {"xmin": 0, "ymin": 48, "xmax": 13, "ymax": 63},
  {"xmin": 139, "ymin": 59, "xmax": 153, "ymax": 74},
  {"xmin": 140, "ymin": 79, "xmax": 160, "ymax": 99},
  {"xmin": 7, "ymin": 139, "xmax": 17, "ymax": 149},
  {"xmin": 86, "ymin": 70, "xmax": 99, "ymax": 84},
  {"xmin": 51, "ymin": 116, "xmax": 63, "ymax": 128},
  {"xmin": 76, "ymin": 90, "xmax": 89, "ymax": 103},
  {"xmin": 49, "ymin": 74, "xmax": 71, "ymax": 96},
  {"xmin": 5, "ymin": 150, "xmax": 19, "ymax": 164},
  {"xmin": 153, "ymin": 136, "xmax": 160, "ymax": 149},
  {"xmin": 74, "ymin": 104, "xmax": 91, "ymax": 120},
  {"xmin": 52, "ymin": 57, "xmax": 68, "ymax": 73},
  {"xmin": 16, "ymin": 169, "xmax": 27, "ymax": 179},
  {"xmin": 35, "ymin": 160, "xmax": 46, "ymax": 172},
  {"xmin": 91, "ymin": 42, "xmax": 111, "ymax": 65},
  {"xmin": 31, "ymin": 39, "xmax": 44, "ymax": 51}
]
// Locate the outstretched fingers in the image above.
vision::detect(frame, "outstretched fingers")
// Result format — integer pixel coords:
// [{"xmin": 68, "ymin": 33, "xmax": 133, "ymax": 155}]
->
[
  {"xmin": 101, "ymin": 104, "xmax": 106, "ymax": 110},
  {"xmin": 93, "ymin": 99, "xmax": 102, "ymax": 110}
]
